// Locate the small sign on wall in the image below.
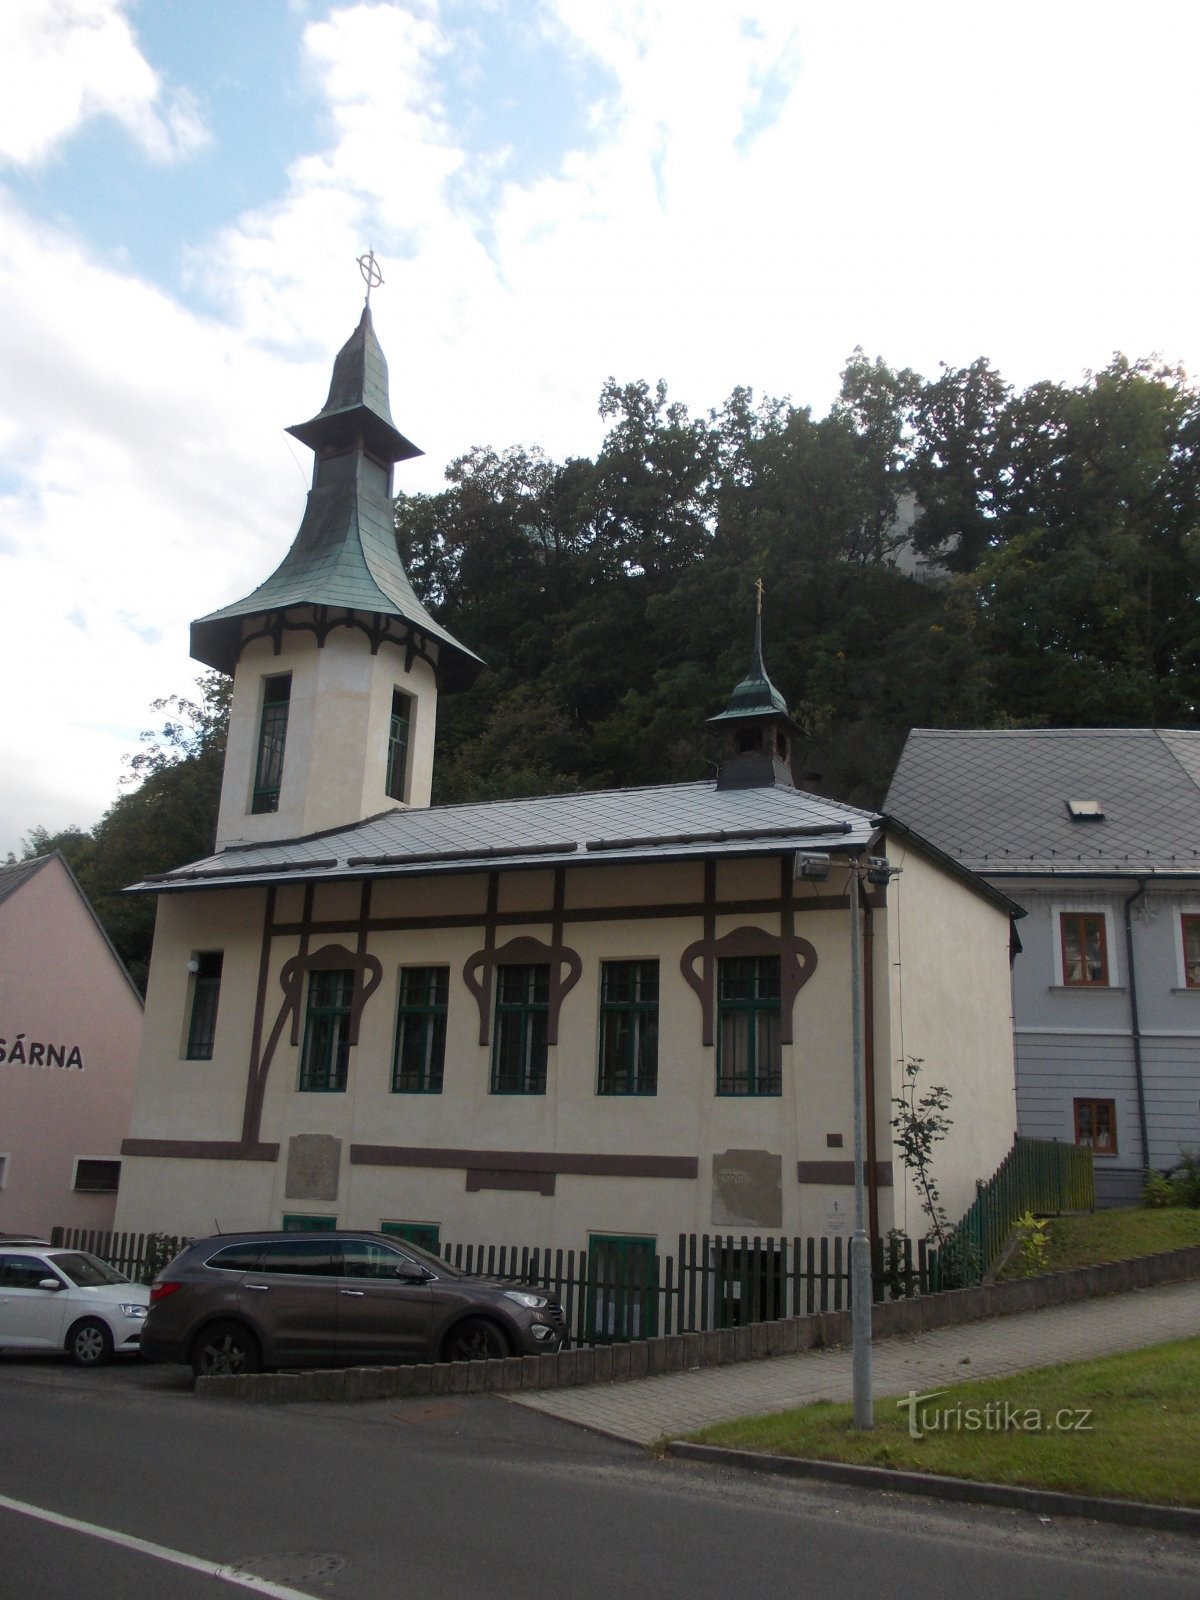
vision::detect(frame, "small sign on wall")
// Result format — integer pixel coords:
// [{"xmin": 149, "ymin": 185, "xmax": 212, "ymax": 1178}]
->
[{"xmin": 822, "ymin": 1194, "xmax": 851, "ymax": 1235}]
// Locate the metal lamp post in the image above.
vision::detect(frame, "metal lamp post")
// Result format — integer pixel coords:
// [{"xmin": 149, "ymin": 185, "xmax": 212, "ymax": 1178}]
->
[{"xmin": 848, "ymin": 852, "xmax": 873, "ymax": 1429}]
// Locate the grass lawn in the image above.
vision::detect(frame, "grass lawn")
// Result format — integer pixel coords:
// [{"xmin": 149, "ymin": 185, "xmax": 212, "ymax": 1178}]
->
[
  {"xmin": 683, "ymin": 1339, "xmax": 1200, "ymax": 1507},
  {"xmin": 1032, "ymin": 1207, "xmax": 1200, "ymax": 1272}
]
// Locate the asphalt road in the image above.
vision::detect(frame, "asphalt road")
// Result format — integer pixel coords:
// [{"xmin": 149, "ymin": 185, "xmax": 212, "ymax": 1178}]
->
[{"xmin": 1, "ymin": 1353, "xmax": 1198, "ymax": 1600}]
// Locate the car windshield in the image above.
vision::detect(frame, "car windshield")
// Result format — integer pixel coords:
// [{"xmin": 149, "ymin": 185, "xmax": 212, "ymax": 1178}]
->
[{"xmin": 49, "ymin": 1252, "xmax": 130, "ymax": 1288}]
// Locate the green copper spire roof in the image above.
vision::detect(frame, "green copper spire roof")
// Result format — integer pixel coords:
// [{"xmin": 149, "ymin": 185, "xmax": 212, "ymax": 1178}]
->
[
  {"xmin": 285, "ymin": 305, "xmax": 420, "ymax": 463},
  {"xmin": 708, "ymin": 614, "xmax": 794, "ymax": 726},
  {"xmin": 191, "ymin": 306, "xmax": 482, "ymax": 690}
]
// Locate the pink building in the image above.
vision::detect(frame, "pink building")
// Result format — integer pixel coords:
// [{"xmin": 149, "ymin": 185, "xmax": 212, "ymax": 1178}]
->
[{"xmin": 0, "ymin": 853, "xmax": 143, "ymax": 1237}]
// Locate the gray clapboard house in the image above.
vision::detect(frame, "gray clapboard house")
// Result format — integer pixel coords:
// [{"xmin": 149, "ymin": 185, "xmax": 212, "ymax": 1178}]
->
[{"xmin": 886, "ymin": 728, "xmax": 1200, "ymax": 1205}]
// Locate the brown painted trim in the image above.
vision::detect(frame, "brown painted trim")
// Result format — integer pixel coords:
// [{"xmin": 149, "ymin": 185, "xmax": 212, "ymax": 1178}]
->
[
  {"xmin": 269, "ymin": 893, "xmax": 852, "ymax": 938},
  {"xmin": 681, "ymin": 924, "xmax": 818, "ymax": 1048},
  {"xmin": 351, "ymin": 1145, "xmax": 699, "ymax": 1179},
  {"xmin": 241, "ymin": 885, "xmax": 278, "ymax": 1145},
  {"xmin": 121, "ymin": 1139, "xmax": 280, "ymax": 1161},
  {"xmin": 797, "ymin": 1160, "xmax": 894, "ymax": 1186},
  {"xmin": 463, "ymin": 933, "xmax": 582, "ymax": 1048},
  {"xmin": 466, "ymin": 1169, "xmax": 556, "ymax": 1196}
]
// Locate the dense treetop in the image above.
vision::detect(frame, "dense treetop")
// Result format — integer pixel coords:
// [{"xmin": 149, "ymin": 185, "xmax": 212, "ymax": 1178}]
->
[{"xmin": 13, "ymin": 351, "xmax": 1200, "ymax": 985}]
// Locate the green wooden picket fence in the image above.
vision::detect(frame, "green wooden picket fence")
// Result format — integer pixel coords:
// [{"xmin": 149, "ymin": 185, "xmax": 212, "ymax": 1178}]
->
[
  {"xmin": 53, "ymin": 1136, "xmax": 1089, "ymax": 1341},
  {"xmin": 939, "ymin": 1134, "xmax": 1095, "ymax": 1288}
]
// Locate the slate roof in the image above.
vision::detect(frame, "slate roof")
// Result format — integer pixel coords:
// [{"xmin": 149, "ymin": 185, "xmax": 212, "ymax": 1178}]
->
[
  {"xmin": 885, "ymin": 728, "xmax": 1200, "ymax": 877},
  {"xmin": 132, "ymin": 780, "xmax": 884, "ymax": 893}
]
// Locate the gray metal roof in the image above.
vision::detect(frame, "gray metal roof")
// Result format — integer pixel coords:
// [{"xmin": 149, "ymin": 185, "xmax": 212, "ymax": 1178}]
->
[
  {"xmin": 132, "ymin": 781, "xmax": 884, "ymax": 892},
  {"xmin": 885, "ymin": 727, "xmax": 1200, "ymax": 877}
]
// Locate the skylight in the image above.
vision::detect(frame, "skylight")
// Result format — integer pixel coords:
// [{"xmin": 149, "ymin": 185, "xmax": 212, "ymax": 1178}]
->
[{"xmin": 1066, "ymin": 799, "xmax": 1105, "ymax": 820}]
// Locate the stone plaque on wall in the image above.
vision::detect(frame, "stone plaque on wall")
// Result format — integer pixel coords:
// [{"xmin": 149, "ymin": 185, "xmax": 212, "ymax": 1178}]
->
[
  {"xmin": 285, "ymin": 1134, "xmax": 342, "ymax": 1202},
  {"xmin": 711, "ymin": 1149, "xmax": 782, "ymax": 1229}
]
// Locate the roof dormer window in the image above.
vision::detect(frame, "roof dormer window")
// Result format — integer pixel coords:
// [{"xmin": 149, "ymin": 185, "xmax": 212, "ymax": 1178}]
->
[{"xmin": 1066, "ymin": 799, "xmax": 1104, "ymax": 820}]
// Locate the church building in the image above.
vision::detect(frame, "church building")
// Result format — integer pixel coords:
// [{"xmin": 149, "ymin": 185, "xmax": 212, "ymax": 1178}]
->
[{"xmin": 114, "ymin": 299, "xmax": 1021, "ymax": 1257}]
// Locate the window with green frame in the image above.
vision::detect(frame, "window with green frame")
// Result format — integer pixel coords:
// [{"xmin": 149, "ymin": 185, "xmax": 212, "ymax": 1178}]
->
[
  {"xmin": 252, "ymin": 673, "xmax": 291, "ymax": 814},
  {"xmin": 598, "ymin": 960, "xmax": 658, "ymax": 1095},
  {"xmin": 490, "ymin": 964, "xmax": 550, "ymax": 1094},
  {"xmin": 392, "ymin": 966, "xmax": 448, "ymax": 1092},
  {"xmin": 185, "ymin": 951, "xmax": 223, "ymax": 1060},
  {"xmin": 380, "ymin": 1220, "xmax": 441, "ymax": 1254},
  {"xmin": 385, "ymin": 689, "xmax": 411, "ymax": 802},
  {"xmin": 281, "ymin": 1213, "xmax": 336, "ymax": 1231},
  {"xmin": 298, "ymin": 969, "xmax": 354, "ymax": 1092},
  {"xmin": 716, "ymin": 955, "xmax": 781, "ymax": 1095},
  {"xmin": 587, "ymin": 1235, "xmax": 658, "ymax": 1341}
]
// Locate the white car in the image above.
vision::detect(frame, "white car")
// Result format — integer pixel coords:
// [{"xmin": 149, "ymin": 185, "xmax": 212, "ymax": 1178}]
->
[{"xmin": 0, "ymin": 1245, "xmax": 150, "ymax": 1365}]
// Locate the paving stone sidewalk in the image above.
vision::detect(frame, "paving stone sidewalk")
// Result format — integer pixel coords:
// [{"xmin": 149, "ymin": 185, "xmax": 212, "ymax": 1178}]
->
[{"xmin": 508, "ymin": 1279, "xmax": 1200, "ymax": 1445}]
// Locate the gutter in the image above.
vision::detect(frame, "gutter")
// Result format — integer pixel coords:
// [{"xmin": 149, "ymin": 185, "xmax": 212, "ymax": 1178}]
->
[{"xmin": 1122, "ymin": 879, "xmax": 1152, "ymax": 1173}]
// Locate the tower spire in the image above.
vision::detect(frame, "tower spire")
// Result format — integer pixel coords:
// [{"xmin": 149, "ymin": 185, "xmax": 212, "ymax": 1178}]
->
[{"xmin": 707, "ymin": 584, "xmax": 798, "ymax": 789}]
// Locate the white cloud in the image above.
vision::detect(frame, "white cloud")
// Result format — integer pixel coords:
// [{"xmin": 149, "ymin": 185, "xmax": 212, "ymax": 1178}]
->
[{"xmin": 0, "ymin": 0, "xmax": 208, "ymax": 168}]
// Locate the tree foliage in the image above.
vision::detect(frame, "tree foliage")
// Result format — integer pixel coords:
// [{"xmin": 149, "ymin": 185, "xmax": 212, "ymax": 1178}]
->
[{"xmin": 16, "ymin": 349, "xmax": 1200, "ymax": 979}]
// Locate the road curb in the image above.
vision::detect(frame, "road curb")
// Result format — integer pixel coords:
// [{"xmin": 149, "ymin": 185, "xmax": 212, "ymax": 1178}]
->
[{"xmin": 665, "ymin": 1441, "xmax": 1200, "ymax": 1535}]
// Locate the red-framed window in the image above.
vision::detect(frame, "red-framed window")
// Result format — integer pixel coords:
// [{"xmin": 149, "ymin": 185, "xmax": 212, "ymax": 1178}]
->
[
  {"xmin": 1073, "ymin": 1098, "xmax": 1117, "ymax": 1155},
  {"xmin": 1060, "ymin": 913, "xmax": 1109, "ymax": 987}
]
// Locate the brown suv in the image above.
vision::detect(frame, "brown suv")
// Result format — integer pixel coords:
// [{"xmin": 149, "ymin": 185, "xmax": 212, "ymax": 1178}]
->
[{"xmin": 141, "ymin": 1231, "xmax": 565, "ymax": 1377}]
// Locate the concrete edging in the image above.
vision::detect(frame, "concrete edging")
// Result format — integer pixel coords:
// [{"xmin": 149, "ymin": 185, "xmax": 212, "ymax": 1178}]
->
[
  {"xmin": 665, "ymin": 1442, "xmax": 1200, "ymax": 1536},
  {"xmin": 192, "ymin": 1241, "xmax": 1200, "ymax": 1406}
]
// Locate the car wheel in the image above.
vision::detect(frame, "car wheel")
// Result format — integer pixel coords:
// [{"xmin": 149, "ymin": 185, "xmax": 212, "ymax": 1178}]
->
[
  {"xmin": 189, "ymin": 1321, "xmax": 261, "ymax": 1378},
  {"xmin": 67, "ymin": 1318, "xmax": 113, "ymax": 1368},
  {"xmin": 441, "ymin": 1317, "xmax": 512, "ymax": 1362}
]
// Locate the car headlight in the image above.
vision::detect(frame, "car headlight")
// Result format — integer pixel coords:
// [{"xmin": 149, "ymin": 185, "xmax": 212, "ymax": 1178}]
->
[
  {"xmin": 502, "ymin": 1290, "xmax": 549, "ymax": 1310},
  {"xmin": 119, "ymin": 1304, "xmax": 148, "ymax": 1319}
]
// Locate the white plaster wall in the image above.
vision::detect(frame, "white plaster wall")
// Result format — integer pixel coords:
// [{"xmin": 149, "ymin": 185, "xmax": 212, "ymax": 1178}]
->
[
  {"xmin": 116, "ymin": 850, "xmax": 1017, "ymax": 1254},
  {"xmin": 0, "ymin": 859, "xmax": 143, "ymax": 1236},
  {"xmin": 880, "ymin": 834, "xmax": 1019, "ymax": 1236},
  {"xmin": 216, "ymin": 618, "xmax": 439, "ymax": 848}
]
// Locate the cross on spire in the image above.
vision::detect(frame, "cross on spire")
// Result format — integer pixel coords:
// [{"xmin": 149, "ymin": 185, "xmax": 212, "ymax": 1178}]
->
[{"xmin": 357, "ymin": 248, "xmax": 384, "ymax": 306}]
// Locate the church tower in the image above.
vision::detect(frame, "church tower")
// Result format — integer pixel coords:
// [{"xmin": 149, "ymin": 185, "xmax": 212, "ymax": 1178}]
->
[{"xmin": 191, "ymin": 290, "xmax": 481, "ymax": 848}]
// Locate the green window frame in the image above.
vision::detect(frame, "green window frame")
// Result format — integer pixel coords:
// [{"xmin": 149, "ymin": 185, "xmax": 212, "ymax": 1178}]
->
[
  {"xmin": 185, "ymin": 951, "xmax": 223, "ymax": 1060},
  {"xmin": 716, "ymin": 955, "xmax": 781, "ymax": 1096},
  {"xmin": 392, "ymin": 966, "xmax": 448, "ymax": 1093},
  {"xmin": 281, "ymin": 1213, "xmax": 336, "ymax": 1232},
  {"xmin": 587, "ymin": 1235, "xmax": 658, "ymax": 1341},
  {"xmin": 298, "ymin": 969, "xmax": 354, "ymax": 1092},
  {"xmin": 252, "ymin": 673, "xmax": 291, "ymax": 814},
  {"xmin": 386, "ymin": 689, "xmax": 411, "ymax": 802},
  {"xmin": 490, "ymin": 964, "xmax": 550, "ymax": 1094},
  {"xmin": 598, "ymin": 960, "xmax": 659, "ymax": 1095},
  {"xmin": 380, "ymin": 1220, "xmax": 441, "ymax": 1254}
]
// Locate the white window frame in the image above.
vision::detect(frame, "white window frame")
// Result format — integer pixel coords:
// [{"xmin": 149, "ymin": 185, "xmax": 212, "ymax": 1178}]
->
[{"xmin": 1050, "ymin": 899, "xmax": 1119, "ymax": 988}]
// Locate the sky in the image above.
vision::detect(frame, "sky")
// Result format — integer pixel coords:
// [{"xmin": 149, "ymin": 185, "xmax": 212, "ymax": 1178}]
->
[{"xmin": 2, "ymin": 0, "xmax": 1199, "ymax": 860}]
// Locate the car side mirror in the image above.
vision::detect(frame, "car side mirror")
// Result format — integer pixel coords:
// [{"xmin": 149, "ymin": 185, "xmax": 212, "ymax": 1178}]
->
[
  {"xmin": 394, "ymin": 1262, "xmax": 430, "ymax": 1283},
  {"xmin": 38, "ymin": 1278, "xmax": 63, "ymax": 1291}
]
